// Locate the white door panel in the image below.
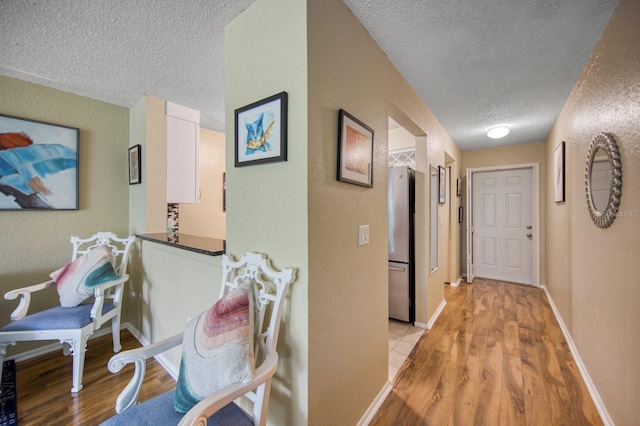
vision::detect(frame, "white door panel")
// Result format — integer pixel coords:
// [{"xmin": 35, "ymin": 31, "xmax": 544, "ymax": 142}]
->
[
  {"xmin": 466, "ymin": 169, "xmax": 475, "ymax": 282},
  {"xmin": 472, "ymin": 168, "xmax": 533, "ymax": 285}
]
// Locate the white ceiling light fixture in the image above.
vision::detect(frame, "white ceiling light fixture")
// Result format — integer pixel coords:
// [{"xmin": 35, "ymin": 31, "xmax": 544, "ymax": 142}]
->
[{"xmin": 487, "ymin": 126, "xmax": 510, "ymax": 139}]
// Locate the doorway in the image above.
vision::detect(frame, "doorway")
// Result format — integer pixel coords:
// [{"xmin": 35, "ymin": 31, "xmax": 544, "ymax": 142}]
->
[{"xmin": 466, "ymin": 164, "xmax": 539, "ymax": 286}]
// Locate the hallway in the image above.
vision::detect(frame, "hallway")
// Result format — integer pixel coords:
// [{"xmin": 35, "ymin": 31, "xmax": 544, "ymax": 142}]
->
[{"xmin": 373, "ymin": 279, "xmax": 602, "ymax": 425}]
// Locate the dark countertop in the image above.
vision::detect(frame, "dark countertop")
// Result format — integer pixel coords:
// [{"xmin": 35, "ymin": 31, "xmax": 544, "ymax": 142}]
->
[{"xmin": 136, "ymin": 233, "xmax": 225, "ymax": 256}]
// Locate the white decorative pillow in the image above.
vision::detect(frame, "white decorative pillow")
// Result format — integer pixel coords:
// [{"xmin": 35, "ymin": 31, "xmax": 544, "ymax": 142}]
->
[
  {"xmin": 50, "ymin": 245, "xmax": 120, "ymax": 308},
  {"xmin": 174, "ymin": 283, "xmax": 255, "ymax": 413}
]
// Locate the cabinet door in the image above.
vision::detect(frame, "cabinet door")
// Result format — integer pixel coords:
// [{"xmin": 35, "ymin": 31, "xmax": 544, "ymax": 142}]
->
[{"xmin": 166, "ymin": 102, "xmax": 200, "ymax": 204}]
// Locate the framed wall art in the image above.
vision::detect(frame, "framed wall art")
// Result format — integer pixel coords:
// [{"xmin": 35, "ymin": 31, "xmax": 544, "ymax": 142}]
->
[
  {"xmin": 337, "ymin": 109, "xmax": 374, "ymax": 188},
  {"xmin": 0, "ymin": 114, "xmax": 79, "ymax": 210},
  {"xmin": 235, "ymin": 91, "xmax": 288, "ymax": 167},
  {"xmin": 438, "ymin": 166, "xmax": 446, "ymax": 204},
  {"xmin": 554, "ymin": 141, "xmax": 565, "ymax": 203},
  {"xmin": 128, "ymin": 144, "xmax": 142, "ymax": 185},
  {"xmin": 456, "ymin": 178, "xmax": 462, "ymax": 197}
]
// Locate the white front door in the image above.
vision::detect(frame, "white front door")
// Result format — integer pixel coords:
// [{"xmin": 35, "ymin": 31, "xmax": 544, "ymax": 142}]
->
[{"xmin": 472, "ymin": 168, "xmax": 534, "ymax": 285}]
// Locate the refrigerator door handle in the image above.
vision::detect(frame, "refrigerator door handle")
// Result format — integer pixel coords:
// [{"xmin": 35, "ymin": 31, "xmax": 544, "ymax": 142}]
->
[{"xmin": 389, "ymin": 265, "xmax": 406, "ymax": 272}]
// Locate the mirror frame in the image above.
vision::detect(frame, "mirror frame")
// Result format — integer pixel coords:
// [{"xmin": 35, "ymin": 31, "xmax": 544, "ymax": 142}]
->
[{"xmin": 585, "ymin": 132, "xmax": 622, "ymax": 228}]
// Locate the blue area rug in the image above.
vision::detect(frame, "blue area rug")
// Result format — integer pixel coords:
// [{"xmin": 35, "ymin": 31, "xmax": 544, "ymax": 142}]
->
[{"xmin": 0, "ymin": 360, "xmax": 17, "ymax": 426}]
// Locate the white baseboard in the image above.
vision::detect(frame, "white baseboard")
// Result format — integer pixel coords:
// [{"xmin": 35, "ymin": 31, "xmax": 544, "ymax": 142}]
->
[
  {"xmin": 427, "ymin": 299, "xmax": 447, "ymax": 329},
  {"xmin": 541, "ymin": 286, "xmax": 613, "ymax": 426},
  {"xmin": 413, "ymin": 321, "xmax": 429, "ymax": 329},
  {"xmin": 357, "ymin": 381, "xmax": 393, "ymax": 426},
  {"xmin": 450, "ymin": 275, "xmax": 464, "ymax": 288},
  {"xmin": 414, "ymin": 298, "xmax": 447, "ymax": 330},
  {"xmin": 123, "ymin": 323, "xmax": 179, "ymax": 380}
]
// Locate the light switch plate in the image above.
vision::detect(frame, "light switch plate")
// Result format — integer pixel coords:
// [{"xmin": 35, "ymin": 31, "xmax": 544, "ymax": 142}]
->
[{"xmin": 359, "ymin": 225, "xmax": 370, "ymax": 245}]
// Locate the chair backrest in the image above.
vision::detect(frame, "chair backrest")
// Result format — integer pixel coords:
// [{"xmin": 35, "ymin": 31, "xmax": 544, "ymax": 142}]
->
[
  {"xmin": 70, "ymin": 232, "xmax": 135, "ymax": 278},
  {"xmin": 220, "ymin": 252, "xmax": 296, "ymax": 366}
]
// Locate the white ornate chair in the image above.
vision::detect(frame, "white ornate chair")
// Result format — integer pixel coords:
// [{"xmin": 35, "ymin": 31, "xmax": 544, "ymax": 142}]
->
[
  {"xmin": 101, "ymin": 252, "xmax": 296, "ymax": 426},
  {"xmin": 0, "ymin": 232, "xmax": 135, "ymax": 393}
]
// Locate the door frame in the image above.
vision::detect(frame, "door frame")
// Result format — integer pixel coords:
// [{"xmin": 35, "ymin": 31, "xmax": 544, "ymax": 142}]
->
[{"xmin": 466, "ymin": 163, "xmax": 540, "ymax": 286}]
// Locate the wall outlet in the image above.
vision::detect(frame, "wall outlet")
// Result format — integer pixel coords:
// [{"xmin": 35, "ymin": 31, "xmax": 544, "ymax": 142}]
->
[{"xmin": 359, "ymin": 225, "xmax": 370, "ymax": 245}]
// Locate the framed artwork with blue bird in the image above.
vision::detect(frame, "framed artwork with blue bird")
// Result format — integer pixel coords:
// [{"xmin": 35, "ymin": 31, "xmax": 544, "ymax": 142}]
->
[{"xmin": 234, "ymin": 92, "xmax": 288, "ymax": 167}]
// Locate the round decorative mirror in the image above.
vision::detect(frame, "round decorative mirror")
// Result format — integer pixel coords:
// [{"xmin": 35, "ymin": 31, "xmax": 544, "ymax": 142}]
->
[{"xmin": 585, "ymin": 132, "xmax": 622, "ymax": 228}]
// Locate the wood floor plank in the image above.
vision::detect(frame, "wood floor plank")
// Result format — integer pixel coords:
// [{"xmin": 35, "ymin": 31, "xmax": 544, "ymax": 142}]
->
[
  {"xmin": 501, "ymin": 346, "xmax": 525, "ymax": 425},
  {"xmin": 421, "ymin": 359, "xmax": 463, "ymax": 425},
  {"xmin": 449, "ymin": 355, "xmax": 483, "ymax": 425},
  {"xmin": 14, "ymin": 329, "xmax": 176, "ymax": 425},
  {"xmin": 373, "ymin": 279, "xmax": 604, "ymax": 426}
]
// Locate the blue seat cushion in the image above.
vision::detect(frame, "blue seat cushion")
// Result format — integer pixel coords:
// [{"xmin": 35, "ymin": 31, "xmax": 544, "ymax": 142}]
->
[
  {"xmin": 100, "ymin": 390, "xmax": 252, "ymax": 426},
  {"xmin": 0, "ymin": 303, "xmax": 114, "ymax": 332}
]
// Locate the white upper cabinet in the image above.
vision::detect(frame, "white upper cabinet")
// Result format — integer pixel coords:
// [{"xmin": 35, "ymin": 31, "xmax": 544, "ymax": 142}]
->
[{"xmin": 166, "ymin": 101, "xmax": 200, "ymax": 204}]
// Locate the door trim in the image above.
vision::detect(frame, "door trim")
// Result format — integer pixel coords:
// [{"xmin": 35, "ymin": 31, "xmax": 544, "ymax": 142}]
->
[{"xmin": 466, "ymin": 163, "xmax": 540, "ymax": 287}]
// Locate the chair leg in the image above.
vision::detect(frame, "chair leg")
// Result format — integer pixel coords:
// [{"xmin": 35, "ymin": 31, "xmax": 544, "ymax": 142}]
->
[
  {"xmin": 253, "ymin": 380, "xmax": 272, "ymax": 426},
  {"xmin": 70, "ymin": 336, "xmax": 89, "ymax": 393},
  {"xmin": 112, "ymin": 317, "xmax": 122, "ymax": 353}
]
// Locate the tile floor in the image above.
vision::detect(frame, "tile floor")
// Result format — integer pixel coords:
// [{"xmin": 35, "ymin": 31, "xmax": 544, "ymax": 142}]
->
[{"xmin": 388, "ymin": 319, "xmax": 425, "ymax": 381}]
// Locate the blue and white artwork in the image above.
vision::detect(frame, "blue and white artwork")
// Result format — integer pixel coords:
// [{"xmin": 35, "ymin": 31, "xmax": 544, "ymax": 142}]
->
[
  {"xmin": 235, "ymin": 92, "xmax": 287, "ymax": 167},
  {"xmin": 0, "ymin": 114, "xmax": 78, "ymax": 210}
]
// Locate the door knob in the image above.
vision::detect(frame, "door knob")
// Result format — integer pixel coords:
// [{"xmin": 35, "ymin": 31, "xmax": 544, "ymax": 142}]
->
[
  {"xmin": 527, "ymin": 233, "xmax": 532, "ymax": 238},
  {"xmin": 527, "ymin": 225, "xmax": 532, "ymax": 229}
]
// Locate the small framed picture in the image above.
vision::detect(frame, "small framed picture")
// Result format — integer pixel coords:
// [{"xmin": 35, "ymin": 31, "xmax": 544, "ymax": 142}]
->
[
  {"xmin": 456, "ymin": 178, "xmax": 462, "ymax": 197},
  {"xmin": 235, "ymin": 92, "xmax": 288, "ymax": 167},
  {"xmin": 438, "ymin": 166, "xmax": 446, "ymax": 204},
  {"xmin": 222, "ymin": 172, "xmax": 226, "ymax": 212},
  {"xmin": 128, "ymin": 144, "xmax": 141, "ymax": 185},
  {"xmin": 458, "ymin": 206, "xmax": 464, "ymax": 223},
  {"xmin": 554, "ymin": 141, "xmax": 565, "ymax": 203},
  {"xmin": 337, "ymin": 109, "xmax": 374, "ymax": 188}
]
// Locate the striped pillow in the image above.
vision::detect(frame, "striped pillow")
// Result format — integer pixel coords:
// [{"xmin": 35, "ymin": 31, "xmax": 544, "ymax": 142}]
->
[
  {"xmin": 174, "ymin": 283, "xmax": 255, "ymax": 413},
  {"xmin": 50, "ymin": 245, "xmax": 120, "ymax": 308}
]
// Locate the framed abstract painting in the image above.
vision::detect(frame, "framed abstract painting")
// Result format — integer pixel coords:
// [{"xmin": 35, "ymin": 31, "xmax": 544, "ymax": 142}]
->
[
  {"xmin": 0, "ymin": 114, "xmax": 79, "ymax": 210},
  {"xmin": 337, "ymin": 109, "xmax": 374, "ymax": 188}
]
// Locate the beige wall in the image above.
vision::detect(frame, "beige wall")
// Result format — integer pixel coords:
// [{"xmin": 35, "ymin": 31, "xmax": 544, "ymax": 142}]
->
[
  {"xmin": 545, "ymin": 0, "xmax": 640, "ymax": 423},
  {"xmin": 307, "ymin": 0, "xmax": 461, "ymax": 423},
  {"xmin": 0, "ymin": 76, "xmax": 129, "ymax": 354},
  {"xmin": 128, "ymin": 96, "xmax": 167, "ymax": 237},
  {"xmin": 461, "ymin": 141, "xmax": 547, "ymax": 283},
  {"xmin": 179, "ymin": 128, "xmax": 226, "ymax": 240},
  {"xmin": 125, "ymin": 96, "xmax": 169, "ymax": 331},
  {"xmin": 388, "ymin": 126, "xmax": 416, "ymax": 151}
]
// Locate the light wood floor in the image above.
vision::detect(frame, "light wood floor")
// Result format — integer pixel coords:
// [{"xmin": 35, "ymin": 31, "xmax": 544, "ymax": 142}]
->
[
  {"xmin": 14, "ymin": 329, "xmax": 175, "ymax": 425},
  {"xmin": 372, "ymin": 279, "xmax": 603, "ymax": 426},
  {"xmin": 13, "ymin": 280, "xmax": 604, "ymax": 425}
]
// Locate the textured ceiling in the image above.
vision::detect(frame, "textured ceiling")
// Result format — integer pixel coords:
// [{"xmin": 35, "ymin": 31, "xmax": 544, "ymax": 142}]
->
[{"xmin": 0, "ymin": 0, "xmax": 618, "ymax": 150}]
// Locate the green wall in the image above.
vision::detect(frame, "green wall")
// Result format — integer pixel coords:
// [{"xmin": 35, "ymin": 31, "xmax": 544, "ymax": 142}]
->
[{"xmin": 0, "ymin": 76, "xmax": 129, "ymax": 354}]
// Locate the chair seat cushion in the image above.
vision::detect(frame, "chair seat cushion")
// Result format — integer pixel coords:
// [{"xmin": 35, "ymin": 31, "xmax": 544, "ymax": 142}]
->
[
  {"xmin": 100, "ymin": 390, "xmax": 252, "ymax": 426},
  {"xmin": 0, "ymin": 303, "xmax": 114, "ymax": 332}
]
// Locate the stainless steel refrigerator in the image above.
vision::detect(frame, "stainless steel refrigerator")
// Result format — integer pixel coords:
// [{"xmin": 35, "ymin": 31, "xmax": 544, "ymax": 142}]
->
[{"xmin": 388, "ymin": 166, "xmax": 415, "ymax": 322}]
